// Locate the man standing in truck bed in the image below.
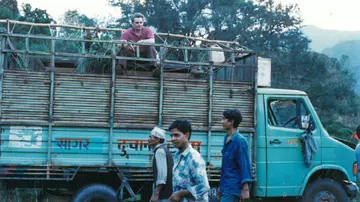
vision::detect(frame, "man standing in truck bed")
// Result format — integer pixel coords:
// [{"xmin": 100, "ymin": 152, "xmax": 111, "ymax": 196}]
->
[
  {"xmin": 218, "ymin": 109, "xmax": 252, "ymax": 201},
  {"xmin": 118, "ymin": 12, "xmax": 158, "ymax": 72}
]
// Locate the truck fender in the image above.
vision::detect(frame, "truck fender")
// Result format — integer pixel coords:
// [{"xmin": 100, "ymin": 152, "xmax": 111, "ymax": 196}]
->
[
  {"xmin": 72, "ymin": 184, "xmax": 117, "ymax": 202},
  {"xmin": 298, "ymin": 164, "xmax": 350, "ymax": 195}
]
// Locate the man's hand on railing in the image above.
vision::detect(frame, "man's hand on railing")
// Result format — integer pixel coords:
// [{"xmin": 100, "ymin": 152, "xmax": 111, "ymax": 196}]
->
[{"xmin": 120, "ymin": 40, "xmax": 135, "ymax": 52}]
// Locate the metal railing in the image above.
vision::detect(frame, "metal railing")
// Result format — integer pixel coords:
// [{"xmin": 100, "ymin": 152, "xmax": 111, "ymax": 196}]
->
[{"xmin": 0, "ymin": 19, "xmax": 255, "ymax": 72}]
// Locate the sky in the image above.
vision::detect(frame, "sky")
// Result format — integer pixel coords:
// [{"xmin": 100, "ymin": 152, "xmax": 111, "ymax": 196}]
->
[
  {"xmin": 17, "ymin": 0, "xmax": 360, "ymax": 31},
  {"xmin": 277, "ymin": 0, "xmax": 360, "ymax": 31},
  {"xmin": 17, "ymin": 0, "xmax": 122, "ymax": 22}
]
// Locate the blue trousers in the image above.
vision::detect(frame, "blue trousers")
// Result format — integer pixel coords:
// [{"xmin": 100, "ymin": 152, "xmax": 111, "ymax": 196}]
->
[{"xmin": 220, "ymin": 194, "xmax": 240, "ymax": 202}]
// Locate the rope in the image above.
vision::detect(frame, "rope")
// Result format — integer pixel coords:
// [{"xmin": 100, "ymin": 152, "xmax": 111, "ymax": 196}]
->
[{"xmin": 28, "ymin": 25, "xmax": 33, "ymax": 35}]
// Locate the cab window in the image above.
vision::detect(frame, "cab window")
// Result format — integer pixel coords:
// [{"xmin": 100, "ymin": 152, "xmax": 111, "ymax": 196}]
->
[{"xmin": 268, "ymin": 99, "xmax": 309, "ymax": 129}]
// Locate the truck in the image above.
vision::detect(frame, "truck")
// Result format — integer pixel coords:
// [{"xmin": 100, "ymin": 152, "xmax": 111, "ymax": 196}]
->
[{"xmin": 0, "ymin": 19, "xmax": 358, "ymax": 201}]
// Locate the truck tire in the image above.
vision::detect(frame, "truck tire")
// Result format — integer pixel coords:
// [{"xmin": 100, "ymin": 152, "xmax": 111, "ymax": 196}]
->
[
  {"xmin": 72, "ymin": 184, "xmax": 117, "ymax": 202},
  {"xmin": 302, "ymin": 178, "xmax": 348, "ymax": 202}
]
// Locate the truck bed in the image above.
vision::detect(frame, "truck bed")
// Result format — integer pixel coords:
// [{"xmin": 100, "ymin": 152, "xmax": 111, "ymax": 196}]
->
[{"xmin": 0, "ymin": 70, "xmax": 255, "ymax": 182}]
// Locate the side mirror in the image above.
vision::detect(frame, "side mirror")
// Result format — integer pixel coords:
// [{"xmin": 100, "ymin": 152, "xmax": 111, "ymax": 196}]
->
[{"xmin": 300, "ymin": 115, "xmax": 310, "ymax": 130}]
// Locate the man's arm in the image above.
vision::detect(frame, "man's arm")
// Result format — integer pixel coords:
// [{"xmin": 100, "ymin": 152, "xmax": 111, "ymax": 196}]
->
[
  {"xmin": 119, "ymin": 30, "xmax": 132, "ymax": 50},
  {"xmin": 138, "ymin": 38, "xmax": 155, "ymax": 43},
  {"xmin": 353, "ymin": 132, "xmax": 360, "ymax": 142},
  {"xmin": 236, "ymin": 138, "xmax": 252, "ymax": 194},
  {"xmin": 151, "ymin": 149, "xmax": 167, "ymax": 201},
  {"xmin": 138, "ymin": 28, "xmax": 155, "ymax": 44},
  {"xmin": 152, "ymin": 184, "xmax": 164, "ymax": 202},
  {"xmin": 155, "ymin": 148, "xmax": 167, "ymax": 187}
]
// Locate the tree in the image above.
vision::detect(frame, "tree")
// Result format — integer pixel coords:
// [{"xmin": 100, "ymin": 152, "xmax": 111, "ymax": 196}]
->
[
  {"xmin": 56, "ymin": 10, "xmax": 99, "ymax": 53},
  {"xmin": 203, "ymin": 0, "xmax": 247, "ymax": 41},
  {"xmin": 4, "ymin": 3, "xmax": 57, "ymax": 70},
  {"xmin": 62, "ymin": 10, "xmax": 97, "ymax": 27},
  {"xmin": 110, "ymin": 0, "xmax": 308, "ymax": 49},
  {"xmin": 16, "ymin": 3, "xmax": 56, "ymax": 37},
  {"xmin": 271, "ymin": 51, "xmax": 359, "ymax": 137},
  {"xmin": 19, "ymin": 3, "xmax": 55, "ymax": 24},
  {"xmin": 0, "ymin": 0, "xmax": 20, "ymax": 20},
  {"xmin": 110, "ymin": 0, "xmax": 209, "ymax": 35},
  {"xmin": 57, "ymin": 10, "xmax": 114, "ymax": 73},
  {"xmin": 108, "ymin": 0, "xmax": 359, "ymax": 137}
]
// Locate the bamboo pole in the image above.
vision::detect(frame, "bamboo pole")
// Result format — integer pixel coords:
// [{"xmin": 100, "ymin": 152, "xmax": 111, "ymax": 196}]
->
[
  {"xmin": 0, "ymin": 19, "xmax": 240, "ymax": 44},
  {"xmin": 108, "ymin": 43, "xmax": 116, "ymax": 165},
  {"xmin": 0, "ymin": 34, "xmax": 5, "ymax": 119},
  {"xmin": 1, "ymin": 48, "xmax": 247, "ymax": 68},
  {"xmin": 1, "ymin": 32, "xmax": 254, "ymax": 53}
]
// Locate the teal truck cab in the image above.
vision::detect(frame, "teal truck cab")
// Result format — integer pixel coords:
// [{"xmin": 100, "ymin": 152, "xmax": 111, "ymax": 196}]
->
[
  {"xmin": 255, "ymin": 88, "xmax": 358, "ymax": 201},
  {"xmin": 0, "ymin": 20, "xmax": 357, "ymax": 201}
]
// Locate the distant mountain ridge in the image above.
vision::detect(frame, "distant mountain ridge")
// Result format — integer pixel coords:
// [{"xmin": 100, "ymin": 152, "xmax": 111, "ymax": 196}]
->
[
  {"xmin": 321, "ymin": 40, "xmax": 360, "ymax": 94},
  {"xmin": 302, "ymin": 25, "xmax": 360, "ymax": 94},
  {"xmin": 301, "ymin": 25, "xmax": 360, "ymax": 52},
  {"xmin": 322, "ymin": 40, "xmax": 360, "ymax": 66}
]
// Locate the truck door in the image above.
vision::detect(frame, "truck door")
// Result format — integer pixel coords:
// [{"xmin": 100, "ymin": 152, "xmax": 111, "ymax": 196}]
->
[{"xmin": 264, "ymin": 95, "xmax": 321, "ymax": 197}]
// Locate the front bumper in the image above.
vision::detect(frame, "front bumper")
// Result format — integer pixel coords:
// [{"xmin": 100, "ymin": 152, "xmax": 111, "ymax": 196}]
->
[{"xmin": 342, "ymin": 180, "xmax": 358, "ymax": 199}]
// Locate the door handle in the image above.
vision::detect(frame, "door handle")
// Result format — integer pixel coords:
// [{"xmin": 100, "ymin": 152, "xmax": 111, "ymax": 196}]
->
[{"xmin": 270, "ymin": 139, "xmax": 282, "ymax": 145}]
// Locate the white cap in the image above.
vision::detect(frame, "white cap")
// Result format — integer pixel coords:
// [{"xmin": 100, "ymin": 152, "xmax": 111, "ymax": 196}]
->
[{"xmin": 150, "ymin": 127, "xmax": 166, "ymax": 140}]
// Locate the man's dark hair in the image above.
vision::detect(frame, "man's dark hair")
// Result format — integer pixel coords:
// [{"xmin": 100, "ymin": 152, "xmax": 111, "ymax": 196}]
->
[
  {"xmin": 131, "ymin": 12, "xmax": 146, "ymax": 23},
  {"xmin": 223, "ymin": 109, "xmax": 243, "ymax": 128},
  {"xmin": 357, "ymin": 125, "xmax": 360, "ymax": 135},
  {"xmin": 168, "ymin": 120, "xmax": 192, "ymax": 140}
]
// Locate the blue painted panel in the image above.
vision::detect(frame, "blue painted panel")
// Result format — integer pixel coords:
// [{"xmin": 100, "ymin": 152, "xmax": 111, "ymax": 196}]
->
[{"xmin": 0, "ymin": 126, "xmax": 253, "ymax": 168}]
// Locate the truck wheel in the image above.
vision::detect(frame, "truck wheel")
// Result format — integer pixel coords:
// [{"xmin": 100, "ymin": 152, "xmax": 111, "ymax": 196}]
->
[
  {"xmin": 72, "ymin": 184, "xmax": 117, "ymax": 202},
  {"xmin": 302, "ymin": 179, "xmax": 348, "ymax": 202}
]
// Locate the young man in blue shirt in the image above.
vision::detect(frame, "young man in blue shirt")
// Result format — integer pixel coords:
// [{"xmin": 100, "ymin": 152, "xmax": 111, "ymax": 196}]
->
[
  {"xmin": 218, "ymin": 109, "xmax": 252, "ymax": 201},
  {"xmin": 354, "ymin": 125, "xmax": 360, "ymax": 181}
]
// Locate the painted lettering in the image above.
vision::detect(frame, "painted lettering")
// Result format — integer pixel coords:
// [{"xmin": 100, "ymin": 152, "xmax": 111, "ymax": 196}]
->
[
  {"xmin": 166, "ymin": 140, "xmax": 202, "ymax": 152},
  {"xmin": 117, "ymin": 139, "xmax": 150, "ymax": 152},
  {"xmin": 286, "ymin": 138, "xmax": 301, "ymax": 146},
  {"xmin": 56, "ymin": 138, "xmax": 90, "ymax": 150},
  {"xmin": 117, "ymin": 139, "xmax": 202, "ymax": 153},
  {"xmin": 190, "ymin": 141, "xmax": 202, "ymax": 152}
]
